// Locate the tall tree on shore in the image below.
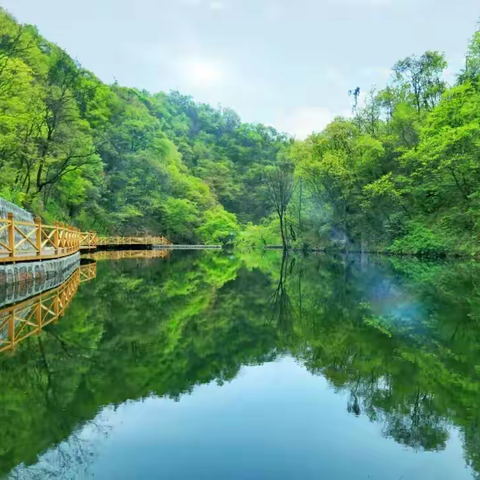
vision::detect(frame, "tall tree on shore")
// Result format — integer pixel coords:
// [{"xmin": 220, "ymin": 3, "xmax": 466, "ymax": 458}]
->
[{"xmin": 264, "ymin": 163, "xmax": 295, "ymax": 250}]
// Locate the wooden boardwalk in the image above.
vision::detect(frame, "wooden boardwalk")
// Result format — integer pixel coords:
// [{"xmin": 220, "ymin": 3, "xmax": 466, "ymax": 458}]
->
[
  {"xmin": 0, "ymin": 210, "xmax": 225, "ymax": 265},
  {"xmin": 0, "ymin": 214, "xmax": 83, "ymax": 263},
  {"xmin": 0, "ymin": 213, "xmax": 172, "ymax": 264}
]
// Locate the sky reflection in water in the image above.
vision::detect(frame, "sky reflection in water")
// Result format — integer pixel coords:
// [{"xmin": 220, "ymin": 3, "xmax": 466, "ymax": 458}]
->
[{"xmin": 3, "ymin": 252, "xmax": 479, "ymax": 480}]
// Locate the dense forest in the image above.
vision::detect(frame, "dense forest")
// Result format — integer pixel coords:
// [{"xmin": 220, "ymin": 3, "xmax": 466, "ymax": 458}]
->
[
  {"xmin": 250, "ymin": 24, "xmax": 480, "ymax": 256},
  {"xmin": 1, "ymin": 8, "xmax": 480, "ymax": 254},
  {"xmin": 0, "ymin": 8, "xmax": 289, "ymax": 244}
]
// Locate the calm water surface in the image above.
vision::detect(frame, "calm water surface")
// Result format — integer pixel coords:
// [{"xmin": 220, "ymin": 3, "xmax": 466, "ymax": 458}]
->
[{"xmin": 1, "ymin": 251, "xmax": 479, "ymax": 479}]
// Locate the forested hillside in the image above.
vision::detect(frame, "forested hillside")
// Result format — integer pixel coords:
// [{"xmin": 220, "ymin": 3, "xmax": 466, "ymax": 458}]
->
[
  {"xmin": 0, "ymin": 8, "xmax": 289, "ymax": 243},
  {"xmin": 2, "ymin": 7, "xmax": 480, "ymax": 254},
  {"xmin": 258, "ymin": 26, "xmax": 480, "ymax": 256}
]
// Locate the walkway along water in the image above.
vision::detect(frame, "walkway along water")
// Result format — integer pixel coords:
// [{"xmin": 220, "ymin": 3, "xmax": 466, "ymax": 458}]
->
[
  {"xmin": 0, "ymin": 213, "xmax": 171, "ymax": 265},
  {"xmin": 0, "ymin": 199, "xmax": 221, "ymax": 272}
]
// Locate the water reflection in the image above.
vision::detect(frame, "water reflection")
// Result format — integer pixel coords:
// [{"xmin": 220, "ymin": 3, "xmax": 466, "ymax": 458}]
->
[
  {"xmin": 0, "ymin": 263, "xmax": 96, "ymax": 355},
  {"xmin": 84, "ymin": 249, "xmax": 170, "ymax": 261},
  {"xmin": 1, "ymin": 252, "xmax": 480, "ymax": 479}
]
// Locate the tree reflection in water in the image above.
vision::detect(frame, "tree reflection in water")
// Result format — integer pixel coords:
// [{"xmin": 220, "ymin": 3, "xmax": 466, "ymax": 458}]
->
[{"xmin": 0, "ymin": 251, "xmax": 480, "ymax": 478}]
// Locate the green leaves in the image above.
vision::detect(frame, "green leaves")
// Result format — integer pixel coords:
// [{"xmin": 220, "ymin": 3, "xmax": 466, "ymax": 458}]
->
[
  {"xmin": 2, "ymin": 5, "xmax": 480, "ymax": 253},
  {"xmin": 196, "ymin": 206, "xmax": 240, "ymax": 244},
  {"xmin": 288, "ymin": 22, "xmax": 480, "ymax": 255},
  {"xmin": 0, "ymin": 8, "xmax": 291, "ymax": 243}
]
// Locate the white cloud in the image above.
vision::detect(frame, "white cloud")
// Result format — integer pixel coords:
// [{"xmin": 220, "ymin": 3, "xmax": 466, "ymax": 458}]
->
[
  {"xmin": 275, "ymin": 107, "xmax": 337, "ymax": 139},
  {"xmin": 180, "ymin": 59, "xmax": 226, "ymax": 87}
]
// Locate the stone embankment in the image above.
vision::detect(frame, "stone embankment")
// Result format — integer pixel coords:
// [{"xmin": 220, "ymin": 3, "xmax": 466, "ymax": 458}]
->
[
  {"xmin": 0, "ymin": 197, "xmax": 81, "ymax": 288},
  {"xmin": 0, "ymin": 253, "xmax": 80, "ymax": 306}
]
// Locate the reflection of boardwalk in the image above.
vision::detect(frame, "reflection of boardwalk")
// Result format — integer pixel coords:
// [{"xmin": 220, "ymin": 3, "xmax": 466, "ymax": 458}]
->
[
  {"xmin": 0, "ymin": 263, "xmax": 96, "ymax": 354},
  {"xmin": 85, "ymin": 250, "xmax": 170, "ymax": 261}
]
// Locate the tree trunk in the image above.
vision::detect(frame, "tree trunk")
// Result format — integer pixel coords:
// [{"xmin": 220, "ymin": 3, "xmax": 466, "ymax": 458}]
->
[
  {"xmin": 298, "ymin": 180, "xmax": 303, "ymax": 231},
  {"xmin": 279, "ymin": 213, "xmax": 287, "ymax": 250}
]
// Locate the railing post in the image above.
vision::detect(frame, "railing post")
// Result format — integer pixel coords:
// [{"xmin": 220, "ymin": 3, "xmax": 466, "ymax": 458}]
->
[
  {"xmin": 54, "ymin": 222, "xmax": 59, "ymax": 255},
  {"xmin": 7, "ymin": 213, "xmax": 15, "ymax": 259},
  {"xmin": 59, "ymin": 223, "xmax": 64, "ymax": 253},
  {"xmin": 35, "ymin": 218, "xmax": 42, "ymax": 256},
  {"xmin": 58, "ymin": 223, "xmax": 62, "ymax": 253}
]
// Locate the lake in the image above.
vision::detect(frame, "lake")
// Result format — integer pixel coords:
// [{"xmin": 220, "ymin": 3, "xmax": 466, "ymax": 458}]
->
[{"xmin": 1, "ymin": 250, "xmax": 479, "ymax": 479}]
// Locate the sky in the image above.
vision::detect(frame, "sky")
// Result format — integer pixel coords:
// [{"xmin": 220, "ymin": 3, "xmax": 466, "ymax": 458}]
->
[{"xmin": 2, "ymin": 0, "xmax": 480, "ymax": 138}]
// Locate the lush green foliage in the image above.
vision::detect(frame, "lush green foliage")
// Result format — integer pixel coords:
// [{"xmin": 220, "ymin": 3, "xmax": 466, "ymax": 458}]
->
[
  {"xmin": 0, "ymin": 9, "xmax": 290, "ymax": 243},
  {"xmin": 2, "ymin": 8, "xmax": 480, "ymax": 253},
  {"xmin": 254, "ymin": 24, "xmax": 480, "ymax": 255}
]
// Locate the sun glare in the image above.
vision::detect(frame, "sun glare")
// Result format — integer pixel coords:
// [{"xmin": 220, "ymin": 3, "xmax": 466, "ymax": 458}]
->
[{"xmin": 185, "ymin": 60, "xmax": 224, "ymax": 86}]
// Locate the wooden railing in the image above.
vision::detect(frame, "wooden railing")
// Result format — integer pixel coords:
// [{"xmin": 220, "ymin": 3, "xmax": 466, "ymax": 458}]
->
[
  {"xmin": 97, "ymin": 236, "xmax": 171, "ymax": 247},
  {"xmin": 0, "ymin": 213, "xmax": 171, "ymax": 264},
  {"xmin": 79, "ymin": 231, "xmax": 98, "ymax": 250},
  {"xmin": 0, "ymin": 262, "xmax": 96, "ymax": 354},
  {"xmin": 0, "ymin": 214, "xmax": 82, "ymax": 263}
]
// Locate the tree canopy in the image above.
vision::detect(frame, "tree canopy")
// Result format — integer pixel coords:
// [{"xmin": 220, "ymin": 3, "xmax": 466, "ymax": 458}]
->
[
  {"xmin": 2, "ymin": 7, "xmax": 480, "ymax": 253},
  {"xmin": 0, "ymin": 8, "xmax": 290, "ymax": 244}
]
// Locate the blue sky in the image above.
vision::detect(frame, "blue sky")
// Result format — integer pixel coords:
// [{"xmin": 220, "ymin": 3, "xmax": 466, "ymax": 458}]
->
[{"xmin": 3, "ymin": 0, "xmax": 480, "ymax": 137}]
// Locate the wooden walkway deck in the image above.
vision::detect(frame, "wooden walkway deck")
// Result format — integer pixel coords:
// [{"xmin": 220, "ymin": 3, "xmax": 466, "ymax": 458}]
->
[
  {"xmin": 0, "ymin": 210, "xmax": 227, "ymax": 265},
  {"xmin": 0, "ymin": 214, "xmax": 83, "ymax": 263},
  {"xmin": 0, "ymin": 213, "xmax": 172, "ymax": 264}
]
